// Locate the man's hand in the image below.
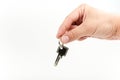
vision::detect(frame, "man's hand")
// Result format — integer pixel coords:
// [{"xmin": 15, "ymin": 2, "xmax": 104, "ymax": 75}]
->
[{"xmin": 56, "ymin": 4, "xmax": 120, "ymax": 44}]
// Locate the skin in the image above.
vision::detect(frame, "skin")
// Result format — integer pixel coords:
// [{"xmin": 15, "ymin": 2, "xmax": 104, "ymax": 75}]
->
[{"xmin": 56, "ymin": 4, "xmax": 120, "ymax": 44}]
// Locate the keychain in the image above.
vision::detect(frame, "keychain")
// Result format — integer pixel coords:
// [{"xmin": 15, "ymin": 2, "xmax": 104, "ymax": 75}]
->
[{"xmin": 54, "ymin": 41, "xmax": 69, "ymax": 66}]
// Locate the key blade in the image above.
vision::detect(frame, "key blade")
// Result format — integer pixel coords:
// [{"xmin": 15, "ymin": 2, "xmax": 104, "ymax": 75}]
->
[{"xmin": 54, "ymin": 55, "xmax": 61, "ymax": 66}]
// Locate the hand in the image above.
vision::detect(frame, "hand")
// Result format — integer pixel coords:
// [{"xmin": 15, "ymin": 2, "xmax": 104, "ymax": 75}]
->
[{"xmin": 56, "ymin": 4, "xmax": 120, "ymax": 44}]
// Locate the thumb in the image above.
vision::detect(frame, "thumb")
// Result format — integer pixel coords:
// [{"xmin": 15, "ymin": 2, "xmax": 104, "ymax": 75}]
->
[{"xmin": 60, "ymin": 24, "xmax": 89, "ymax": 43}]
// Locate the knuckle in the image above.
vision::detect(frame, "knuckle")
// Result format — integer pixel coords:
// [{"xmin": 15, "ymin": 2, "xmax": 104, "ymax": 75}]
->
[
  {"xmin": 65, "ymin": 15, "xmax": 73, "ymax": 22},
  {"xmin": 79, "ymin": 3, "xmax": 88, "ymax": 9},
  {"xmin": 80, "ymin": 3, "xmax": 87, "ymax": 7}
]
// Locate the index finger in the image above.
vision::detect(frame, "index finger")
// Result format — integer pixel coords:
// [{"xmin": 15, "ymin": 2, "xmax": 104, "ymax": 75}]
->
[{"xmin": 56, "ymin": 5, "xmax": 85, "ymax": 38}]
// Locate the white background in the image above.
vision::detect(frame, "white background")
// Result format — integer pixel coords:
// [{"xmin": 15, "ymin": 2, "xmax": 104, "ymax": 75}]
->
[{"xmin": 0, "ymin": 0, "xmax": 120, "ymax": 80}]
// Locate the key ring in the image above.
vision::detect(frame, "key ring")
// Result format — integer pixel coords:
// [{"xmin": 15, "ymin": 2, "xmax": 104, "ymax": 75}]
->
[{"xmin": 58, "ymin": 41, "xmax": 64, "ymax": 49}]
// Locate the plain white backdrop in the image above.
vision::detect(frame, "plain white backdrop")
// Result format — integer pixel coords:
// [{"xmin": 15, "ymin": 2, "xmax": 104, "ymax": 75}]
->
[{"xmin": 0, "ymin": 0, "xmax": 120, "ymax": 80}]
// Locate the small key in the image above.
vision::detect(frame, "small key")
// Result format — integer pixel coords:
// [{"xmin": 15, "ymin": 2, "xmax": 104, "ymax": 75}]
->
[{"xmin": 54, "ymin": 41, "xmax": 69, "ymax": 66}]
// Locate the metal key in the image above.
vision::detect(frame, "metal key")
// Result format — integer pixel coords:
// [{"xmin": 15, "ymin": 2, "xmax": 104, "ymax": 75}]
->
[{"xmin": 54, "ymin": 41, "xmax": 69, "ymax": 66}]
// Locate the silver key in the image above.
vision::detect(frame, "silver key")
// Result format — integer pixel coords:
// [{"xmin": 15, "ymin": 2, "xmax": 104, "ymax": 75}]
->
[
  {"xmin": 54, "ymin": 41, "xmax": 69, "ymax": 66},
  {"xmin": 54, "ymin": 54, "xmax": 62, "ymax": 66}
]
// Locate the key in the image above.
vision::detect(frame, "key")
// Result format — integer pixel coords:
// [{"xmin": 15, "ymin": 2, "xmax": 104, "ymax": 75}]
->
[{"xmin": 54, "ymin": 41, "xmax": 69, "ymax": 66}]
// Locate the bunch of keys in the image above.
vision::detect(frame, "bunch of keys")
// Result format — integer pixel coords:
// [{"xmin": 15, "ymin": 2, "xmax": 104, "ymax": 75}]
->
[{"xmin": 54, "ymin": 41, "xmax": 69, "ymax": 66}]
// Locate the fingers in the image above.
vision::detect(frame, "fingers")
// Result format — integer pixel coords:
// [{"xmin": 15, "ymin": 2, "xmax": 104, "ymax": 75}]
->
[
  {"xmin": 60, "ymin": 24, "xmax": 89, "ymax": 43},
  {"xmin": 56, "ymin": 8, "xmax": 79, "ymax": 38},
  {"xmin": 56, "ymin": 4, "xmax": 86, "ymax": 38}
]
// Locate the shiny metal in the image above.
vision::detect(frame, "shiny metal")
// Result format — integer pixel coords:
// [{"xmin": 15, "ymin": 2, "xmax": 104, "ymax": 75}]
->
[
  {"xmin": 54, "ymin": 54, "xmax": 62, "ymax": 66},
  {"xmin": 54, "ymin": 41, "xmax": 69, "ymax": 66},
  {"xmin": 58, "ymin": 41, "xmax": 63, "ymax": 49}
]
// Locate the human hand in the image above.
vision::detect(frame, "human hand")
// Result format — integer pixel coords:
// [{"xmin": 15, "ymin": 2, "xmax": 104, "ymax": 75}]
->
[{"xmin": 56, "ymin": 4, "xmax": 120, "ymax": 44}]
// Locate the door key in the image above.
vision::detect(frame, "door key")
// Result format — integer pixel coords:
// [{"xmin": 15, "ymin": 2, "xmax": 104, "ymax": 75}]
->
[{"xmin": 54, "ymin": 41, "xmax": 69, "ymax": 66}]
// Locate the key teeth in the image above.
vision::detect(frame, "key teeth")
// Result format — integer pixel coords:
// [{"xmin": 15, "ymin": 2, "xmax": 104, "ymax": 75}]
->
[{"xmin": 54, "ymin": 55, "xmax": 61, "ymax": 66}]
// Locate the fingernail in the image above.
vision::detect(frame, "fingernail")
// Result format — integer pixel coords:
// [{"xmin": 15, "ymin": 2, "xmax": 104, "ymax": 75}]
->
[{"xmin": 61, "ymin": 36, "xmax": 69, "ymax": 43}]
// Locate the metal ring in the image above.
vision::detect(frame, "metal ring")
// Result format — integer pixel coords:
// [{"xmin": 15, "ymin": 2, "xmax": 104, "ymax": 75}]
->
[{"xmin": 59, "ymin": 41, "xmax": 63, "ymax": 49}]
